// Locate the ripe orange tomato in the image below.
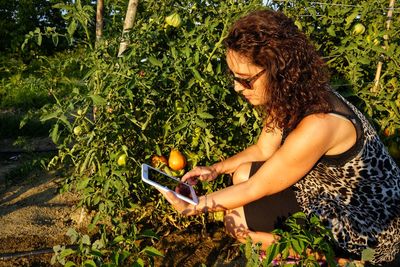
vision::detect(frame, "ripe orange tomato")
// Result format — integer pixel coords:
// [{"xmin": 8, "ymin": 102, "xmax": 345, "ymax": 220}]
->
[
  {"xmin": 168, "ymin": 149, "xmax": 186, "ymax": 171},
  {"xmin": 384, "ymin": 128, "xmax": 392, "ymax": 137}
]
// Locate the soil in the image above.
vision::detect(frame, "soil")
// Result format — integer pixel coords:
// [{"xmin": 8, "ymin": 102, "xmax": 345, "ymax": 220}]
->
[
  {"xmin": 153, "ymin": 224, "xmax": 244, "ymax": 267},
  {"xmin": 0, "ymin": 150, "xmax": 83, "ymax": 266},
  {"xmin": 0, "ymin": 138, "xmax": 243, "ymax": 267}
]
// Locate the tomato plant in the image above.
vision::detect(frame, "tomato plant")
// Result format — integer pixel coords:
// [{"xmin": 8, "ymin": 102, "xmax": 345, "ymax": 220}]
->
[{"xmin": 34, "ymin": 0, "xmax": 264, "ymax": 264}]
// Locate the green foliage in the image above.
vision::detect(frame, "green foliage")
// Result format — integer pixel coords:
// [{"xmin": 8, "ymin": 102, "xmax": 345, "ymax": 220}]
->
[
  {"xmin": 243, "ymin": 236, "xmax": 264, "ymax": 267},
  {"xmin": 25, "ymin": 0, "xmax": 264, "ymax": 265},
  {"xmin": 243, "ymin": 212, "xmax": 377, "ymax": 266},
  {"xmin": 0, "ymin": 75, "xmax": 51, "ymax": 109},
  {"xmin": 0, "ymin": 56, "xmax": 50, "ymax": 110},
  {"xmin": 0, "ymin": 46, "xmax": 87, "ymax": 110},
  {"xmin": 242, "ymin": 212, "xmax": 334, "ymax": 266},
  {"xmin": 53, "ymin": 0, "xmax": 95, "ymax": 47},
  {"xmin": 0, "ymin": 47, "xmax": 88, "ymax": 139},
  {"xmin": 51, "ymin": 226, "xmax": 162, "ymax": 266},
  {"xmin": 43, "ymin": 0, "xmax": 264, "ymax": 217},
  {"xmin": 0, "ymin": 0, "xmax": 66, "ymax": 52},
  {"xmin": 265, "ymin": 212, "xmax": 336, "ymax": 266}
]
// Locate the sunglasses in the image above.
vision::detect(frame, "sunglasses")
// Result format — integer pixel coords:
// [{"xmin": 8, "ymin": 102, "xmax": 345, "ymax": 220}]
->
[{"xmin": 231, "ymin": 69, "xmax": 266, "ymax": 90}]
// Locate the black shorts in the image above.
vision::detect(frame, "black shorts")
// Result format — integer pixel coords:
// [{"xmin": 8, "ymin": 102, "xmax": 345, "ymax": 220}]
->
[{"xmin": 243, "ymin": 161, "xmax": 302, "ymax": 232}]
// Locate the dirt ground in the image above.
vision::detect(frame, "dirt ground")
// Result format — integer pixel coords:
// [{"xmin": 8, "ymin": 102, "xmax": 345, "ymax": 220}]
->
[
  {"xmin": 0, "ymin": 154, "xmax": 82, "ymax": 266},
  {"xmin": 0, "ymin": 139, "xmax": 243, "ymax": 267},
  {"xmin": 153, "ymin": 224, "xmax": 244, "ymax": 267}
]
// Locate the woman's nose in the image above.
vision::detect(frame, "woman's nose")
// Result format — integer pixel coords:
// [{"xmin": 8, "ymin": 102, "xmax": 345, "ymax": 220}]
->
[{"xmin": 233, "ymin": 82, "xmax": 246, "ymax": 93}]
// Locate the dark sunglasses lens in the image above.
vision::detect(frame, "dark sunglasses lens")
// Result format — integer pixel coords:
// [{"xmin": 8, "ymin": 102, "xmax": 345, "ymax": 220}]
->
[
  {"xmin": 238, "ymin": 79, "xmax": 251, "ymax": 89},
  {"xmin": 232, "ymin": 77, "xmax": 249, "ymax": 89}
]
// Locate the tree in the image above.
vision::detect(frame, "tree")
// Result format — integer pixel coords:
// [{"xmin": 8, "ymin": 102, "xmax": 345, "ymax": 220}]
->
[
  {"xmin": 95, "ymin": 0, "xmax": 104, "ymax": 43},
  {"xmin": 117, "ymin": 0, "xmax": 139, "ymax": 57},
  {"xmin": 0, "ymin": 0, "xmax": 66, "ymax": 52}
]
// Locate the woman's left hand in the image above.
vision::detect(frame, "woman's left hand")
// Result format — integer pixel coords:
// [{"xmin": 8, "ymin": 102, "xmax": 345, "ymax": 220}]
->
[{"xmin": 158, "ymin": 190, "xmax": 195, "ymax": 215}]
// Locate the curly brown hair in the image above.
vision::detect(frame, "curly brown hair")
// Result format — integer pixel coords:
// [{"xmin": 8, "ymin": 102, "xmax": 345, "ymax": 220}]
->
[{"xmin": 224, "ymin": 9, "xmax": 331, "ymax": 131}]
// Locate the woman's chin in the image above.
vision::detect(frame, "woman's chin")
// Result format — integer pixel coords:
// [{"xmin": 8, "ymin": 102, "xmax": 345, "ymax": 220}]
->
[{"xmin": 247, "ymin": 98, "xmax": 262, "ymax": 106}]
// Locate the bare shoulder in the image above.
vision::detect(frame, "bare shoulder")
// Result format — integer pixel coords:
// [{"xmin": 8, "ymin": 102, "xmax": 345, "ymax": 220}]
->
[
  {"xmin": 299, "ymin": 113, "xmax": 339, "ymax": 127},
  {"xmin": 289, "ymin": 113, "xmax": 356, "ymax": 156},
  {"xmin": 284, "ymin": 114, "xmax": 335, "ymax": 152}
]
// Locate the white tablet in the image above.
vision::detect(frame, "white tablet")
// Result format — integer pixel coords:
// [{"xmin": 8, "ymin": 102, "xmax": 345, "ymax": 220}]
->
[{"xmin": 141, "ymin": 163, "xmax": 199, "ymax": 205}]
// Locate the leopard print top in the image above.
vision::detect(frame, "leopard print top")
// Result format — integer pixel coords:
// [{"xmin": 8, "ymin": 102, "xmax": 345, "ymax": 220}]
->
[{"xmin": 284, "ymin": 91, "xmax": 400, "ymax": 264}]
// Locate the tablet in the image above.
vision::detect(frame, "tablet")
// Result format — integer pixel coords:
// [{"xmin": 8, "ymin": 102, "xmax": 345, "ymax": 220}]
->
[{"xmin": 141, "ymin": 163, "xmax": 199, "ymax": 205}]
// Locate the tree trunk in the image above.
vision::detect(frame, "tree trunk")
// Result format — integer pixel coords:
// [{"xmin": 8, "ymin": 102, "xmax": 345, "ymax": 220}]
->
[
  {"xmin": 96, "ymin": 0, "xmax": 104, "ymax": 43},
  {"xmin": 93, "ymin": 0, "xmax": 104, "ymax": 121},
  {"xmin": 117, "ymin": 0, "xmax": 139, "ymax": 57}
]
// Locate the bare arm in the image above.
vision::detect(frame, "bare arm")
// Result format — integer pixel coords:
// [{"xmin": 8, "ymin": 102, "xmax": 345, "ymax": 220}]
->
[
  {"xmin": 164, "ymin": 114, "xmax": 352, "ymax": 215},
  {"xmin": 200, "ymin": 114, "xmax": 346, "ymax": 212},
  {"xmin": 213, "ymin": 126, "xmax": 282, "ymax": 174},
  {"xmin": 181, "ymin": 126, "xmax": 282, "ymax": 183}
]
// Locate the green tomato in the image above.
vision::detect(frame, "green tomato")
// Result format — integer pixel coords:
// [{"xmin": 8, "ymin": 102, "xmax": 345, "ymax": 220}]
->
[
  {"xmin": 117, "ymin": 154, "xmax": 127, "ymax": 166},
  {"xmin": 352, "ymin": 23, "xmax": 365, "ymax": 35},
  {"xmin": 73, "ymin": 126, "xmax": 82, "ymax": 135},
  {"xmin": 165, "ymin": 13, "xmax": 181, "ymax": 28},
  {"xmin": 175, "ymin": 100, "xmax": 184, "ymax": 112}
]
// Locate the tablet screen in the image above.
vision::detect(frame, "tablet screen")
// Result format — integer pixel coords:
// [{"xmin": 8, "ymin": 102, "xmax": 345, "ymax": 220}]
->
[{"xmin": 146, "ymin": 166, "xmax": 196, "ymax": 202}]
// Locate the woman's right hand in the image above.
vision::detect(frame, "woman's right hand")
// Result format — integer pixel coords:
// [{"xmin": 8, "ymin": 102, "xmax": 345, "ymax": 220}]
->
[{"xmin": 181, "ymin": 165, "xmax": 219, "ymax": 185}]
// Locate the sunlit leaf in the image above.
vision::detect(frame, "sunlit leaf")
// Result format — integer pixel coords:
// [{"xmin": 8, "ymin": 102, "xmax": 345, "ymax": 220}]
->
[
  {"xmin": 143, "ymin": 246, "xmax": 164, "ymax": 257},
  {"xmin": 90, "ymin": 94, "xmax": 107, "ymax": 106}
]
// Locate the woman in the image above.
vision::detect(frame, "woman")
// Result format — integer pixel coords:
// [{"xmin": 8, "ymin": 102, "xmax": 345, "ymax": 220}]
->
[{"xmin": 160, "ymin": 9, "xmax": 400, "ymax": 265}]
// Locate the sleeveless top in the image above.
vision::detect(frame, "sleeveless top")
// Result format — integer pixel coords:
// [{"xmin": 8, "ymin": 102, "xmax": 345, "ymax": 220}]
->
[{"xmin": 282, "ymin": 90, "xmax": 400, "ymax": 264}]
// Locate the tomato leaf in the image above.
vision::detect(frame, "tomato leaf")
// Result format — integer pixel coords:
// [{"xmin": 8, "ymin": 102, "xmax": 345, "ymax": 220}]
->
[
  {"xmin": 148, "ymin": 56, "xmax": 163, "ymax": 68},
  {"xmin": 89, "ymin": 94, "xmax": 107, "ymax": 106},
  {"xmin": 197, "ymin": 111, "xmax": 214, "ymax": 119}
]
